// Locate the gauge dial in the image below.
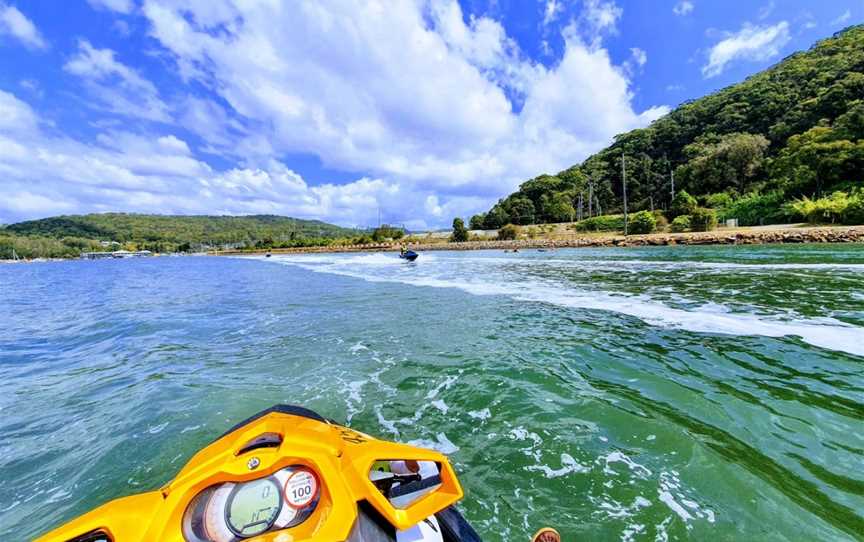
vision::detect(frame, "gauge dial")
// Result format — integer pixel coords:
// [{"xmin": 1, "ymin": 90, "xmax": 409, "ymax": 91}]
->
[{"xmin": 225, "ymin": 477, "xmax": 282, "ymax": 538}]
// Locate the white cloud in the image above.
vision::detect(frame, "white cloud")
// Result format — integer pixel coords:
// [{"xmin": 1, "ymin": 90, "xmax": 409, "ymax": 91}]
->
[
  {"xmin": 672, "ymin": 1, "xmax": 693, "ymax": 16},
  {"xmin": 1, "ymin": 1, "xmax": 667, "ymax": 228},
  {"xmin": 832, "ymin": 10, "xmax": 851, "ymax": 25},
  {"xmin": 576, "ymin": 0, "xmax": 623, "ymax": 42},
  {"xmin": 630, "ymin": 47, "xmax": 647, "ymax": 67},
  {"xmin": 542, "ymin": 0, "xmax": 564, "ymax": 26},
  {"xmin": 702, "ymin": 21, "xmax": 791, "ymax": 78},
  {"xmin": 0, "ymin": 90, "xmax": 418, "ymax": 228},
  {"xmin": 64, "ymin": 39, "xmax": 170, "ymax": 122},
  {"xmin": 87, "ymin": 0, "xmax": 135, "ymax": 13},
  {"xmin": 0, "ymin": 2, "xmax": 46, "ymax": 49},
  {"xmin": 0, "ymin": 89, "xmax": 38, "ymax": 134},
  {"xmin": 757, "ymin": 1, "xmax": 775, "ymax": 20}
]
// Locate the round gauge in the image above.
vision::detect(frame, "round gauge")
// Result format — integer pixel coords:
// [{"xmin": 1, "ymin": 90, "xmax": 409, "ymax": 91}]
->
[
  {"xmin": 284, "ymin": 467, "xmax": 319, "ymax": 509},
  {"xmin": 225, "ymin": 477, "xmax": 283, "ymax": 538}
]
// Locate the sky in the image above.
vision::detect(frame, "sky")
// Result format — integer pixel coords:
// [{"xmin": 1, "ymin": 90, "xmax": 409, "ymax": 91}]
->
[{"xmin": 0, "ymin": 1, "xmax": 859, "ymax": 229}]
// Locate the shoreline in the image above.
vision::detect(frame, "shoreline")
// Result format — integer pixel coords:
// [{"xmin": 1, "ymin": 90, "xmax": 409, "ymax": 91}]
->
[
  {"xmin": 3, "ymin": 225, "xmax": 862, "ymax": 262},
  {"xmin": 215, "ymin": 225, "xmax": 864, "ymax": 256}
]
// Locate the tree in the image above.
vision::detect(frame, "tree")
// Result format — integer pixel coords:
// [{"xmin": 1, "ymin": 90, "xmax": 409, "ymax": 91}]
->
[
  {"xmin": 541, "ymin": 192, "xmax": 575, "ymax": 223},
  {"xmin": 670, "ymin": 190, "xmax": 698, "ymax": 219},
  {"xmin": 483, "ymin": 204, "xmax": 509, "ymax": 229},
  {"xmin": 676, "ymin": 133, "xmax": 770, "ymax": 194},
  {"xmin": 469, "ymin": 214, "xmax": 486, "ymax": 230},
  {"xmin": 450, "ymin": 218, "xmax": 469, "ymax": 242},
  {"xmin": 507, "ymin": 197, "xmax": 535, "ymax": 225}
]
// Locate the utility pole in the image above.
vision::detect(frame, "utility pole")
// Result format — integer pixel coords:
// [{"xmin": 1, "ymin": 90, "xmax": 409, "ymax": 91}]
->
[
  {"xmin": 621, "ymin": 152, "xmax": 628, "ymax": 236},
  {"xmin": 670, "ymin": 167, "xmax": 675, "ymax": 202},
  {"xmin": 577, "ymin": 192, "xmax": 583, "ymax": 221},
  {"xmin": 588, "ymin": 180, "xmax": 594, "ymax": 218}
]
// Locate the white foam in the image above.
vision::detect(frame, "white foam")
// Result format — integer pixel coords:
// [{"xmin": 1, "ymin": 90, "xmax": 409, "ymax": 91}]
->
[
  {"xmin": 468, "ymin": 408, "xmax": 491, "ymax": 421},
  {"xmin": 526, "ymin": 452, "xmax": 589, "ymax": 478},
  {"xmin": 349, "ymin": 342, "xmax": 368, "ymax": 353},
  {"xmin": 601, "ymin": 451, "xmax": 652, "ymax": 478},
  {"xmin": 259, "ymin": 252, "xmax": 864, "ymax": 356},
  {"xmin": 658, "ymin": 490, "xmax": 693, "ymax": 522},
  {"xmin": 431, "ymin": 399, "xmax": 449, "ymax": 414},
  {"xmin": 408, "ymin": 432, "xmax": 459, "ymax": 454},
  {"xmin": 147, "ymin": 422, "xmax": 168, "ymax": 434}
]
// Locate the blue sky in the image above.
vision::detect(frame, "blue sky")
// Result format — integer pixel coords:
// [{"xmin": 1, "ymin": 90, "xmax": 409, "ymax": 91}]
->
[{"xmin": 0, "ymin": 1, "xmax": 859, "ymax": 229}]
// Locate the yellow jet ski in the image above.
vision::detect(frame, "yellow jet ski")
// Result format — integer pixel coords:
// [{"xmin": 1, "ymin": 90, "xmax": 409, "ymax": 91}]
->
[{"xmin": 37, "ymin": 405, "xmax": 481, "ymax": 542}]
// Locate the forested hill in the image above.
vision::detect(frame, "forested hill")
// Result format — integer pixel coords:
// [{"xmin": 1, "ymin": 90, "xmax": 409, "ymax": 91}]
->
[
  {"xmin": 473, "ymin": 25, "xmax": 864, "ymax": 229},
  {"xmin": 5, "ymin": 213, "xmax": 358, "ymax": 245}
]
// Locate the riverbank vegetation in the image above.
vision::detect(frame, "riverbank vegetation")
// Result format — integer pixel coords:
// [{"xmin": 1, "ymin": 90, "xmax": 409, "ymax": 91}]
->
[{"xmin": 469, "ymin": 25, "xmax": 864, "ymax": 232}]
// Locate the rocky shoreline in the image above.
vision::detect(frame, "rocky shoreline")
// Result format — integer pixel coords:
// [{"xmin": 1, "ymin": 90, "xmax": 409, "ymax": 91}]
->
[{"xmin": 217, "ymin": 225, "xmax": 864, "ymax": 256}]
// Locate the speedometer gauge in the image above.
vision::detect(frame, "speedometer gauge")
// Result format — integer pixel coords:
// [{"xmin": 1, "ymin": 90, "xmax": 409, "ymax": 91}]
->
[{"xmin": 225, "ymin": 477, "xmax": 283, "ymax": 538}]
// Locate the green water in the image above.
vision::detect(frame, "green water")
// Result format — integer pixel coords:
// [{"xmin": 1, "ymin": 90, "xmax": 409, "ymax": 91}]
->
[{"xmin": 1, "ymin": 245, "xmax": 863, "ymax": 541}]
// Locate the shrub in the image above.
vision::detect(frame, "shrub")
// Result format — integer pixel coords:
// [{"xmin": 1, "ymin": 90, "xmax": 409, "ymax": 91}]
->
[
  {"xmin": 705, "ymin": 192, "xmax": 733, "ymax": 209},
  {"xmin": 670, "ymin": 190, "xmax": 697, "ymax": 219},
  {"xmin": 720, "ymin": 191, "xmax": 788, "ymax": 226},
  {"xmin": 526, "ymin": 226, "xmax": 539, "ymax": 239},
  {"xmin": 845, "ymin": 193, "xmax": 864, "ymax": 224},
  {"xmin": 670, "ymin": 215, "xmax": 691, "ymax": 233},
  {"xmin": 497, "ymin": 223, "xmax": 519, "ymax": 240},
  {"xmin": 628, "ymin": 210, "xmax": 656, "ymax": 234},
  {"xmin": 786, "ymin": 191, "xmax": 864, "ymax": 225},
  {"xmin": 450, "ymin": 217, "xmax": 469, "ymax": 242},
  {"xmin": 652, "ymin": 210, "xmax": 669, "ymax": 230},
  {"xmin": 690, "ymin": 207, "xmax": 718, "ymax": 231},
  {"xmin": 573, "ymin": 214, "xmax": 625, "ymax": 232}
]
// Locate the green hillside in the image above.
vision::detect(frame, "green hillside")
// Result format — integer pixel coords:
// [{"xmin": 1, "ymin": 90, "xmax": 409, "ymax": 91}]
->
[
  {"xmin": 1, "ymin": 213, "xmax": 366, "ymax": 258},
  {"xmin": 6, "ymin": 213, "xmax": 357, "ymax": 244},
  {"xmin": 473, "ymin": 25, "xmax": 864, "ymax": 229}
]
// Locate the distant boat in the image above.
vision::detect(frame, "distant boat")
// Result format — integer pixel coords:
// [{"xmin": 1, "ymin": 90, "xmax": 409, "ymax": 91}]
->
[{"xmin": 399, "ymin": 250, "xmax": 419, "ymax": 262}]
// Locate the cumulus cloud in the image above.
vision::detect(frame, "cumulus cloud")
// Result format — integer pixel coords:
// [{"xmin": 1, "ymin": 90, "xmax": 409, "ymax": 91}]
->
[
  {"xmin": 64, "ymin": 39, "xmax": 170, "ymax": 122},
  {"xmin": 702, "ymin": 21, "xmax": 790, "ymax": 78},
  {"xmin": 87, "ymin": 0, "xmax": 135, "ymax": 13},
  {"xmin": 0, "ymin": 89, "xmax": 422, "ymax": 227},
  {"xmin": 672, "ymin": 1, "xmax": 693, "ymax": 16},
  {"xmin": 0, "ymin": 2, "xmax": 46, "ymax": 49},
  {"xmin": 2, "ymin": 0, "xmax": 667, "ymax": 228}
]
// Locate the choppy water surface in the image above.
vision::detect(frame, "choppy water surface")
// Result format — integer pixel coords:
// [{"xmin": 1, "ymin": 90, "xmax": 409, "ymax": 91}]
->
[{"xmin": 1, "ymin": 245, "xmax": 863, "ymax": 541}]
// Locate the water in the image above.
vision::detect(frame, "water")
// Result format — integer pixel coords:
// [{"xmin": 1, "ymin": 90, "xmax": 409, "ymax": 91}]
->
[{"xmin": 1, "ymin": 245, "xmax": 863, "ymax": 541}]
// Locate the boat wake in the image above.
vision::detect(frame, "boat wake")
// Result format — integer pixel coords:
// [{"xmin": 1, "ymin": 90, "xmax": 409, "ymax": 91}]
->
[{"xmin": 253, "ymin": 252, "xmax": 864, "ymax": 357}]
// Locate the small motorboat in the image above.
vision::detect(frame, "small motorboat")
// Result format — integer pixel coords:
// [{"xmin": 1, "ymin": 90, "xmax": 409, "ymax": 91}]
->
[
  {"xmin": 399, "ymin": 250, "xmax": 419, "ymax": 262},
  {"xmin": 37, "ymin": 404, "xmax": 481, "ymax": 542}
]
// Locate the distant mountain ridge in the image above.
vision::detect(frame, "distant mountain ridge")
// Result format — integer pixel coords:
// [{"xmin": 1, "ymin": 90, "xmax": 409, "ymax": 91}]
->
[
  {"xmin": 5, "ymin": 213, "xmax": 359, "ymax": 244},
  {"xmin": 473, "ymin": 25, "xmax": 864, "ymax": 228}
]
